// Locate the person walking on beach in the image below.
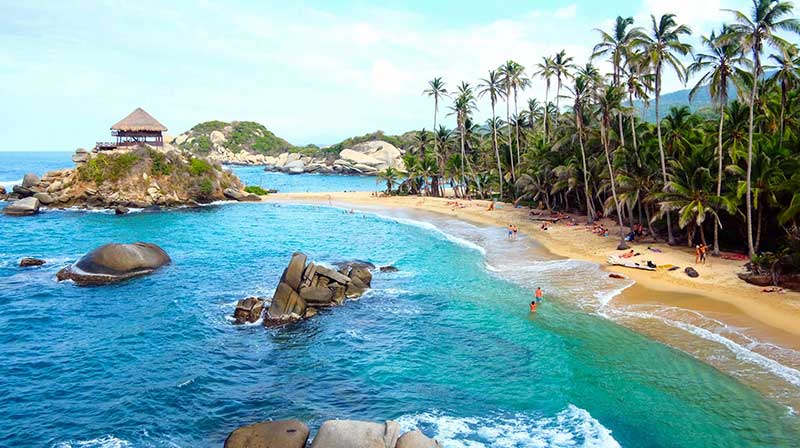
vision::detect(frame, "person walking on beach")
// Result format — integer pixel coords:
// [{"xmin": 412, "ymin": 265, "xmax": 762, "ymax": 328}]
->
[
  {"xmin": 512, "ymin": 224, "xmax": 518, "ymax": 240},
  {"xmin": 535, "ymin": 287, "xmax": 544, "ymax": 303},
  {"xmin": 507, "ymin": 224, "xmax": 513, "ymax": 240},
  {"xmin": 700, "ymin": 244, "xmax": 708, "ymax": 264}
]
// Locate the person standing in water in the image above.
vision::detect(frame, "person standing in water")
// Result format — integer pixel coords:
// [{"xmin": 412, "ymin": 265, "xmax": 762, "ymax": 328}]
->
[
  {"xmin": 530, "ymin": 300, "xmax": 537, "ymax": 312},
  {"xmin": 535, "ymin": 287, "xmax": 544, "ymax": 303}
]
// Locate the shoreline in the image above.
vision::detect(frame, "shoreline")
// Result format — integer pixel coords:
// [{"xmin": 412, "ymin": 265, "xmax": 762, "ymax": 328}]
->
[{"xmin": 262, "ymin": 192, "xmax": 800, "ymax": 351}]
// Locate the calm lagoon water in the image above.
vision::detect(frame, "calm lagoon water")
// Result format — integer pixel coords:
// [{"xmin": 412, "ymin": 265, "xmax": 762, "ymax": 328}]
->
[{"xmin": 1, "ymin": 152, "xmax": 799, "ymax": 447}]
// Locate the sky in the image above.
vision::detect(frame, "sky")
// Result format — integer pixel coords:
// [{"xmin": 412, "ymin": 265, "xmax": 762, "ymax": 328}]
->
[{"xmin": 0, "ymin": 0, "xmax": 780, "ymax": 150}]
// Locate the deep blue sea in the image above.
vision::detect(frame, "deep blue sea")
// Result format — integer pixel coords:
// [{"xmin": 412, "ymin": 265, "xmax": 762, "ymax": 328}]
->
[{"xmin": 1, "ymin": 152, "xmax": 800, "ymax": 447}]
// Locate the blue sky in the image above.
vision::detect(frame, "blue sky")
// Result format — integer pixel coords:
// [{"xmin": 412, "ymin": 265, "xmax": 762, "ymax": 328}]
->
[{"xmin": 0, "ymin": 0, "xmax": 780, "ymax": 150}]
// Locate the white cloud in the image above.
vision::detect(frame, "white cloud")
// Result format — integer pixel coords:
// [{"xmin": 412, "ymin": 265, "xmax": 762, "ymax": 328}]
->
[{"xmin": 554, "ymin": 4, "xmax": 578, "ymax": 19}]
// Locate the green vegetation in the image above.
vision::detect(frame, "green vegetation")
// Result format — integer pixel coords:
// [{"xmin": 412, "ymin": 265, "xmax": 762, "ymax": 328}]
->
[
  {"xmin": 192, "ymin": 135, "xmax": 213, "ymax": 154},
  {"xmin": 199, "ymin": 178, "xmax": 214, "ymax": 196},
  {"xmin": 149, "ymin": 149, "xmax": 171, "ymax": 176},
  {"xmin": 189, "ymin": 158, "xmax": 213, "ymax": 176},
  {"xmin": 78, "ymin": 153, "xmax": 140, "ymax": 184},
  {"xmin": 244, "ymin": 185, "xmax": 269, "ymax": 195},
  {"xmin": 403, "ymin": 0, "xmax": 800, "ymax": 270},
  {"xmin": 328, "ymin": 130, "xmax": 404, "ymax": 153},
  {"xmin": 189, "ymin": 120, "xmax": 227, "ymax": 135}
]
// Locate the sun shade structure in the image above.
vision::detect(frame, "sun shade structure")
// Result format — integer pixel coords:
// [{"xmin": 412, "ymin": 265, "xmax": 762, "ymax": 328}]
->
[{"xmin": 98, "ymin": 108, "xmax": 168, "ymax": 149}]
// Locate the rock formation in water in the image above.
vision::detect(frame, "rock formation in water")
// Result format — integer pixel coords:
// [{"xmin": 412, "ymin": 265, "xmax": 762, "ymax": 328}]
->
[
  {"xmin": 19, "ymin": 257, "xmax": 46, "ymax": 267},
  {"xmin": 262, "ymin": 141, "xmax": 405, "ymax": 175},
  {"xmin": 231, "ymin": 252, "xmax": 374, "ymax": 326},
  {"xmin": 224, "ymin": 419, "xmax": 440, "ymax": 448},
  {"xmin": 56, "ymin": 242, "xmax": 171, "ymax": 286},
  {"xmin": 1, "ymin": 145, "xmax": 258, "ymax": 212}
]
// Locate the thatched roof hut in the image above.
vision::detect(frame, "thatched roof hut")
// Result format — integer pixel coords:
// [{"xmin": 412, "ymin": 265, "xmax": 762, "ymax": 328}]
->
[{"xmin": 111, "ymin": 107, "xmax": 168, "ymax": 132}]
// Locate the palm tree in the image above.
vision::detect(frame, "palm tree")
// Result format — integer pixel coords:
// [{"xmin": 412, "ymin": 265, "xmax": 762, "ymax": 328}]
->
[
  {"xmin": 623, "ymin": 56, "xmax": 652, "ymax": 158},
  {"xmin": 378, "ymin": 167, "xmax": 400, "ymax": 194},
  {"xmin": 551, "ymin": 50, "xmax": 576, "ymax": 134},
  {"xmin": 688, "ymin": 27, "xmax": 749, "ymax": 255},
  {"xmin": 448, "ymin": 82, "xmax": 477, "ymax": 197},
  {"xmin": 639, "ymin": 13, "xmax": 693, "ymax": 245},
  {"xmin": 424, "ymin": 77, "xmax": 449, "ymax": 196},
  {"xmin": 767, "ymin": 44, "xmax": 800, "ymax": 149},
  {"xmin": 726, "ymin": 0, "xmax": 800, "ymax": 256},
  {"xmin": 595, "ymin": 84, "xmax": 630, "ymax": 249},
  {"xmin": 478, "ymin": 70, "xmax": 506, "ymax": 198},
  {"xmin": 499, "ymin": 60, "xmax": 528, "ymax": 167},
  {"xmin": 533, "ymin": 56, "xmax": 555, "ymax": 141},
  {"xmin": 593, "ymin": 16, "xmax": 643, "ymax": 148},
  {"xmin": 653, "ymin": 145, "xmax": 735, "ymax": 247},
  {"xmin": 566, "ymin": 74, "xmax": 596, "ymax": 223}
]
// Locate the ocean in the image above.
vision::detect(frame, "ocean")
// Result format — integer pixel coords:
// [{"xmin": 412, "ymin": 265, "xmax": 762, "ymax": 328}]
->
[{"xmin": 1, "ymin": 151, "xmax": 799, "ymax": 447}]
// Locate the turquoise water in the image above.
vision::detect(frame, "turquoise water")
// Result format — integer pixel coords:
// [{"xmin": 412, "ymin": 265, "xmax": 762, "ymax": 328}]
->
[
  {"xmin": 1, "ymin": 201, "xmax": 799, "ymax": 447},
  {"xmin": 229, "ymin": 166, "xmax": 381, "ymax": 193}
]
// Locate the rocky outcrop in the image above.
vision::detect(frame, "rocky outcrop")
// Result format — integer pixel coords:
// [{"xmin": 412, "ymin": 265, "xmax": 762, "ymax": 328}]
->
[
  {"xmin": 310, "ymin": 420, "xmax": 400, "ymax": 448},
  {"xmin": 224, "ymin": 419, "xmax": 309, "ymax": 448},
  {"xmin": 56, "ymin": 242, "xmax": 171, "ymax": 286},
  {"xmin": 3, "ymin": 197, "xmax": 40, "ymax": 216},
  {"xmin": 17, "ymin": 145, "xmax": 243, "ymax": 211},
  {"xmin": 19, "ymin": 257, "xmax": 46, "ymax": 267},
  {"xmin": 224, "ymin": 188, "xmax": 261, "ymax": 202},
  {"xmin": 232, "ymin": 253, "xmax": 377, "ymax": 326},
  {"xmin": 263, "ymin": 141, "xmax": 405, "ymax": 176}
]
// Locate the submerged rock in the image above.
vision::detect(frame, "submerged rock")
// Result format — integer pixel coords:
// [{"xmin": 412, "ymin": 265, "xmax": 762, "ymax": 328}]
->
[
  {"xmin": 379, "ymin": 265, "xmax": 398, "ymax": 272},
  {"xmin": 19, "ymin": 257, "xmax": 46, "ymax": 267},
  {"xmin": 3, "ymin": 197, "xmax": 40, "ymax": 216},
  {"xmin": 224, "ymin": 419, "xmax": 309, "ymax": 448},
  {"xmin": 114, "ymin": 206, "xmax": 130, "ymax": 215},
  {"xmin": 310, "ymin": 420, "xmax": 400, "ymax": 448},
  {"xmin": 56, "ymin": 242, "xmax": 171, "ymax": 286}
]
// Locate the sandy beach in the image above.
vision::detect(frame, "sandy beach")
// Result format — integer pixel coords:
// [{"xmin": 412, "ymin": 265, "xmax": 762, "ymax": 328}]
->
[{"xmin": 264, "ymin": 191, "xmax": 800, "ymax": 352}]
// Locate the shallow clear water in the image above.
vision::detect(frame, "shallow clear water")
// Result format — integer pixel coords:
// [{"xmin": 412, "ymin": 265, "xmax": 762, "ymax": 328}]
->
[
  {"xmin": 230, "ymin": 165, "xmax": 381, "ymax": 193},
  {"xmin": 1, "ymin": 202, "xmax": 799, "ymax": 448}
]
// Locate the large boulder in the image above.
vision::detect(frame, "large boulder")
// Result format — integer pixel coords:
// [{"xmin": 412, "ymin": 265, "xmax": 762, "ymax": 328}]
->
[
  {"xmin": 282, "ymin": 253, "xmax": 307, "ymax": 290},
  {"xmin": 224, "ymin": 419, "xmax": 309, "ymax": 448},
  {"xmin": 33, "ymin": 192, "xmax": 55, "ymax": 205},
  {"xmin": 396, "ymin": 431, "xmax": 441, "ymax": 448},
  {"xmin": 224, "ymin": 188, "xmax": 261, "ymax": 202},
  {"xmin": 338, "ymin": 149, "xmax": 385, "ymax": 168},
  {"xmin": 233, "ymin": 297, "xmax": 265, "ymax": 324},
  {"xmin": 56, "ymin": 242, "xmax": 171, "ymax": 286},
  {"xmin": 310, "ymin": 420, "xmax": 400, "ymax": 448},
  {"xmin": 3, "ymin": 197, "xmax": 40, "ymax": 216},
  {"xmin": 210, "ymin": 130, "xmax": 226, "ymax": 145},
  {"xmin": 12, "ymin": 185, "xmax": 34, "ymax": 198},
  {"xmin": 22, "ymin": 173, "xmax": 40, "ymax": 188},
  {"xmin": 72, "ymin": 148, "xmax": 89, "ymax": 164},
  {"xmin": 346, "ymin": 267, "xmax": 372, "ymax": 298},
  {"xmin": 282, "ymin": 160, "xmax": 305, "ymax": 174},
  {"xmin": 299, "ymin": 286, "xmax": 334, "ymax": 305},
  {"xmin": 266, "ymin": 282, "xmax": 307, "ymax": 321}
]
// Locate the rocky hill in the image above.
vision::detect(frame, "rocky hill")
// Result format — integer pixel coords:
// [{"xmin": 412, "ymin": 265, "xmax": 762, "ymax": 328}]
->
[{"xmin": 3, "ymin": 145, "xmax": 252, "ymax": 213}]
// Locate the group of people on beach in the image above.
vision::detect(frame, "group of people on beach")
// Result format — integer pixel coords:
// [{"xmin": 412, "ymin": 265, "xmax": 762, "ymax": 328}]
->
[
  {"xmin": 695, "ymin": 244, "xmax": 709, "ymax": 264},
  {"xmin": 591, "ymin": 223, "xmax": 610, "ymax": 237},
  {"xmin": 507, "ymin": 224, "xmax": 519, "ymax": 240}
]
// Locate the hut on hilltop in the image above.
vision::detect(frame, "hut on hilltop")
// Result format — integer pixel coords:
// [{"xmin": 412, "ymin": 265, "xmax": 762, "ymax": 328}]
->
[{"xmin": 97, "ymin": 107, "xmax": 167, "ymax": 150}]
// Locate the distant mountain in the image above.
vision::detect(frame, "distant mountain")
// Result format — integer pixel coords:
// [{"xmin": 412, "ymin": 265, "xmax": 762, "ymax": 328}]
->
[{"xmin": 633, "ymin": 85, "xmax": 717, "ymax": 122}]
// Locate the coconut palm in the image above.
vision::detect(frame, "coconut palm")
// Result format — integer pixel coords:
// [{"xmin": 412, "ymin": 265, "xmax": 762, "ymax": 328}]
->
[
  {"xmin": 688, "ymin": 28, "xmax": 750, "ymax": 255},
  {"xmin": 767, "ymin": 44, "xmax": 800, "ymax": 148},
  {"xmin": 424, "ymin": 77, "xmax": 449, "ymax": 196},
  {"xmin": 478, "ymin": 70, "xmax": 506, "ymax": 197},
  {"xmin": 378, "ymin": 167, "xmax": 400, "ymax": 194},
  {"xmin": 448, "ymin": 82, "xmax": 477, "ymax": 197},
  {"xmin": 533, "ymin": 56, "xmax": 556, "ymax": 141},
  {"xmin": 726, "ymin": 0, "xmax": 800, "ymax": 256},
  {"xmin": 593, "ymin": 16, "xmax": 643, "ymax": 148},
  {"xmin": 652, "ymin": 145, "xmax": 735, "ymax": 247},
  {"xmin": 595, "ymin": 84, "xmax": 630, "ymax": 249},
  {"xmin": 566, "ymin": 74, "xmax": 597, "ymax": 222},
  {"xmin": 551, "ymin": 50, "xmax": 576, "ymax": 133},
  {"xmin": 639, "ymin": 13, "xmax": 693, "ymax": 245},
  {"xmin": 499, "ymin": 60, "xmax": 528, "ymax": 167}
]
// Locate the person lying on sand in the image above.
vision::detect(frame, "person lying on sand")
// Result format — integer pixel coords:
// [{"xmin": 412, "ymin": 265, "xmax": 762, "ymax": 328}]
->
[
  {"xmin": 621, "ymin": 250, "xmax": 636, "ymax": 259},
  {"xmin": 762, "ymin": 287, "xmax": 786, "ymax": 294}
]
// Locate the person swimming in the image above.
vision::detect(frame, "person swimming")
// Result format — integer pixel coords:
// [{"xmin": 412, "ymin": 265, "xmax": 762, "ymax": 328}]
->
[{"xmin": 530, "ymin": 300, "xmax": 537, "ymax": 312}]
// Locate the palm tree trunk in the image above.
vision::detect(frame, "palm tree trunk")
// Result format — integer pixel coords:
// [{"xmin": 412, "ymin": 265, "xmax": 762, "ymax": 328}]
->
[
  {"xmin": 713, "ymin": 105, "xmax": 725, "ymax": 256},
  {"xmin": 491, "ymin": 102, "xmax": 504, "ymax": 199},
  {"xmin": 459, "ymin": 119, "xmax": 466, "ymax": 199},
  {"xmin": 779, "ymin": 82, "xmax": 786, "ymax": 149},
  {"xmin": 755, "ymin": 204, "xmax": 763, "ymax": 253},
  {"xmin": 506, "ymin": 88, "xmax": 516, "ymax": 185},
  {"xmin": 602, "ymin": 120, "xmax": 628, "ymax": 250},
  {"xmin": 745, "ymin": 55, "xmax": 758, "ymax": 257},
  {"xmin": 655, "ymin": 66, "xmax": 676, "ymax": 245},
  {"xmin": 543, "ymin": 82, "xmax": 550, "ymax": 143},
  {"xmin": 577, "ymin": 118, "xmax": 594, "ymax": 223},
  {"xmin": 514, "ymin": 89, "xmax": 521, "ymax": 166},
  {"xmin": 628, "ymin": 92, "xmax": 640, "ymax": 164}
]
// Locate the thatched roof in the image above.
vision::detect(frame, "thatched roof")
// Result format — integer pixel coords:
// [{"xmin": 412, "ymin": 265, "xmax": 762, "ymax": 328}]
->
[{"xmin": 111, "ymin": 107, "xmax": 167, "ymax": 132}]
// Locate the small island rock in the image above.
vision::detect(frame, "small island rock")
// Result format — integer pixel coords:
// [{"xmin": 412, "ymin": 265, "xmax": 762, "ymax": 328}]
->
[
  {"xmin": 19, "ymin": 257, "xmax": 46, "ymax": 267},
  {"xmin": 233, "ymin": 297, "xmax": 265, "ymax": 324},
  {"xmin": 56, "ymin": 242, "xmax": 171, "ymax": 286}
]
